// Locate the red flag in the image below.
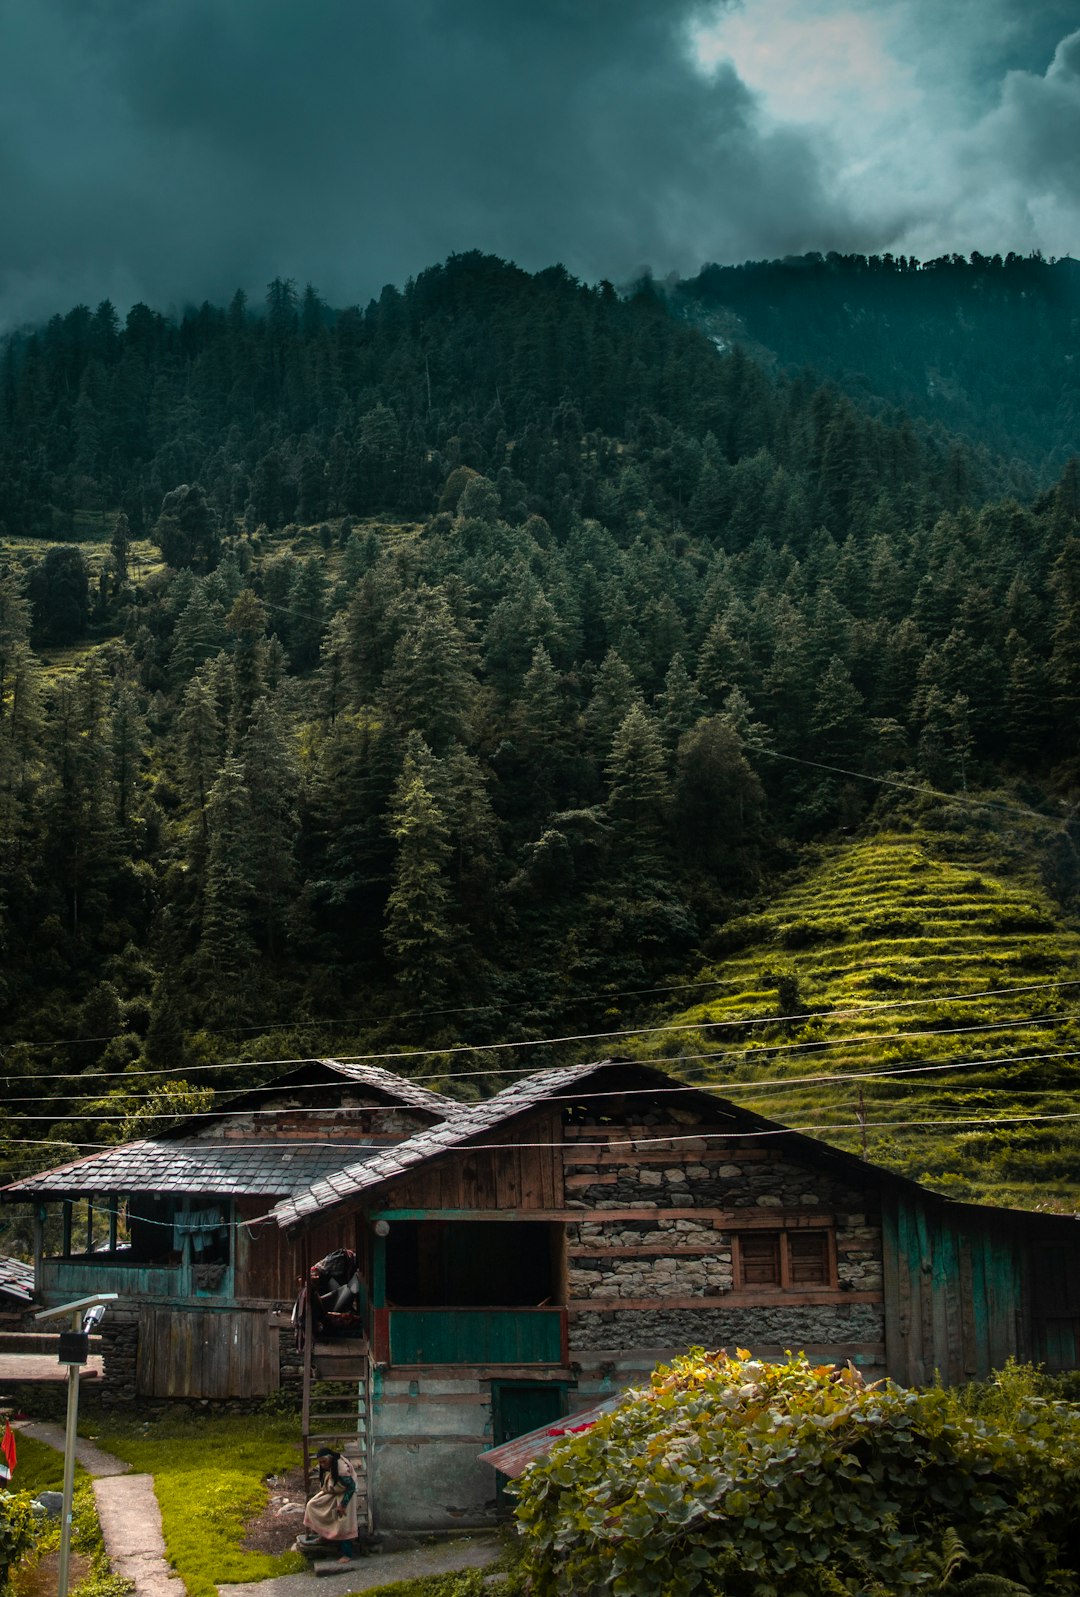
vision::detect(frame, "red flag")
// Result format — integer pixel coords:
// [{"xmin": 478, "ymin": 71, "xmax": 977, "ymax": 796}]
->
[{"xmin": 0, "ymin": 1421, "xmax": 16, "ymax": 1480}]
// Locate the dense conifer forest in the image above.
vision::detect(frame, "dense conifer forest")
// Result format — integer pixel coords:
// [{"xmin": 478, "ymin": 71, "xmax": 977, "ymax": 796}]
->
[
  {"xmin": 1, "ymin": 251, "xmax": 1078, "ymax": 1204},
  {"xmin": 677, "ymin": 250, "xmax": 1080, "ymax": 479}
]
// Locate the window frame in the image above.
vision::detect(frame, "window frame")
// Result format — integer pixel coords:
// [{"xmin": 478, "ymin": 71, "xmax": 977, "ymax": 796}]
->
[{"xmin": 732, "ymin": 1227, "xmax": 837, "ymax": 1291}]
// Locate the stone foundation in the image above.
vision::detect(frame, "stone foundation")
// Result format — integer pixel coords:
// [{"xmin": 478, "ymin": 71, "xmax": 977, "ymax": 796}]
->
[{"xmin": 569, "ymin": 1302, "xmax": 886, "ymax": 1351}]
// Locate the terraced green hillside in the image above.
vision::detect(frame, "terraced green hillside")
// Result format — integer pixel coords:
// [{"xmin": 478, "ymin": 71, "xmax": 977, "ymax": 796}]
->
[{"xmin": 637, "ymin": 826, "xmax": 1080, "ymax": 1209}]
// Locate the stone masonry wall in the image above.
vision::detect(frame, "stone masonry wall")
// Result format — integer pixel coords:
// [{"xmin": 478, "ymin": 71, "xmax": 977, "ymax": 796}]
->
[
  {"xmin": 563, "ymin": 1116, "xmax": 885, "ymax": 1360},
  {"xmin": 569, "ymin": 1303, "xmax": 887, "ymax": 1352}
]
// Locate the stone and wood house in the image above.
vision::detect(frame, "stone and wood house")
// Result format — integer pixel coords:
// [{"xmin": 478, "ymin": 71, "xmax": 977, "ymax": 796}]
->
[{"xmin": 3, "ymin": 1056, "xmax": 1079, "ymax": 1531}]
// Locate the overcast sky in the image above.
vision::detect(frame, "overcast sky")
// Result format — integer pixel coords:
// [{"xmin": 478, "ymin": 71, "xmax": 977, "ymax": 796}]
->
[{"xmin": 1, "ymin": 0, "xmax": 1078, "ymax": 327}]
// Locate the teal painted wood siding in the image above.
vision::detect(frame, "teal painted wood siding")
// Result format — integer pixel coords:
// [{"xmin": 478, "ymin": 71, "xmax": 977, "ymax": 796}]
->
[
  {"xmin": 883, "ymin": 1190, "xmax": 1026, "ymax": 1384},
  {"xmin": 388, "ymin": 1308, "xmax": 564, "ymax": 1365}
]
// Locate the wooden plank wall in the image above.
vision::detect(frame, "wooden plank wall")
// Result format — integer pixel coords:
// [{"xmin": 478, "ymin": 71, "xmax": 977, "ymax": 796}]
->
[
  {"xmin": 882, "ymin": 1190, "xmax": 1026, "ymax": 1385},
  {"xmin": 233, "ymin": 1201, "xmax": 359, "ymax": 1300},
  {"xmin": 386, "ymin": 1109, "xmax": 563, "ymax": 1212},
  {"xmin": 136, "ymin": 1305, "xmax": 280, "ymax": 1398}
]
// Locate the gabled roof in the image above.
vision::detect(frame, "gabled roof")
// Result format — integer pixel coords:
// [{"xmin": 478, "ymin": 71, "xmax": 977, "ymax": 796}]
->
[
  {"xmin": 0, "ymin": 1254, "xmax": 34, "ymax": 1302},
  {"xmin": 157, "ymin": 1058, "xmax": 456, "ymax": 1138},
  {"xmin": 317, "ymin": 1060, "xmax": 456, "ymax": 1116},
  {"xmin": 1, "ymin": 1137, "xmax": 387, "ymax": 1199},
  {"xmin": 0, "ymin": 1060, "xmax": 457, "ymax": 1203},
  {"xmin": 269, "ymin": 1060, "xmax": 607, "ymax": 1228}
]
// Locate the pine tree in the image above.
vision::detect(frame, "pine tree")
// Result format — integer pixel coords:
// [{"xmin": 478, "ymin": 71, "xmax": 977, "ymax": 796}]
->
[
  {"xmin": 810, "ymin": 656, "xmax": 866, "ymax": 763},
  {"xmin": 380, "ymin": 588, "xmax": 476, "ymax": 755},
  {"xmin": 286, "ymin": 556, "xmax": 327, "ymax": 673},
  {"xmin": 200, "ymin": 757, "xmax": 256, "ymax": 977},
  {"xmin": 241, "ymin": 697, "xmax": 300, "ymax": 956},
  {"xmin": 177, "ymin": 671, "xmax": 224, "ymax": 867},
  {"xmin": 585, "ymin": 649, "xmax": 640, "ymax": 760},
  {"xmin": 605, "ymin": 703, "xmax": 670, "ymax": 871},
  {"xmin": 656, "ymin": 653, "xmax": 704, "ymax": 752},
  {"xmin": 384, "ymin": 736, "xmax": 456, "ymax": 1006},
  {"xmin": 110, "ymin": 679, "xmax": 147, "ymax": 833},
  {"xmin": 110, "ymin": 511, "xmax": 132, "ymax": 593}
]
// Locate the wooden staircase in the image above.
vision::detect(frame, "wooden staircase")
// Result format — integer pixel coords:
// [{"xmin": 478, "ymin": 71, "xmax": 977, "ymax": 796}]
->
[{"xmin": 301, "ymin": 1323, "xmax": 373, "ymax": 1536}]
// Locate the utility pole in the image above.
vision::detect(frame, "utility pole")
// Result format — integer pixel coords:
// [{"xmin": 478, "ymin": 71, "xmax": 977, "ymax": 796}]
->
[
  {"xmin": 857, "ymin": 1085, "xmax": 868, "ymax": 1160},
  {"xmin": 35, "ymin": 1294, "xmax": 117, "ymax": 1597}
]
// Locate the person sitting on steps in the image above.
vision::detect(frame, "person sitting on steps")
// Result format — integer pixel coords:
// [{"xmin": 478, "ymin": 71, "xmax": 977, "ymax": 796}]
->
[{"xmin": 303, "ymin": 1447, "xmax": 359, "ymax": 1562}]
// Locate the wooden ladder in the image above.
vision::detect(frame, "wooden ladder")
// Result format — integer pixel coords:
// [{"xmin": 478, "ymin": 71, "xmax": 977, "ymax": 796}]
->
[{"xmin": 301, "ymin": 1293, "xmax": 373, "ymax": 1536}]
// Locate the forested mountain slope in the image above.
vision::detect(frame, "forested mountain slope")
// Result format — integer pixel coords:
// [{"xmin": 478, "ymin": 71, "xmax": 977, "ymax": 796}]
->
[
  {"xmin": 676, "ymin": 252, "xmax": 1080, "ymax": 481},
  {"xmin": 0, "ymin": 253, "xmax": 1078, "ymax": 1204}
]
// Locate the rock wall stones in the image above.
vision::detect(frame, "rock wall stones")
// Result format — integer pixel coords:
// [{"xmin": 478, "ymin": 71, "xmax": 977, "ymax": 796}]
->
[{"xmin": 569, "ymin": 1302, "xmax": 886, "ymax": 1352}]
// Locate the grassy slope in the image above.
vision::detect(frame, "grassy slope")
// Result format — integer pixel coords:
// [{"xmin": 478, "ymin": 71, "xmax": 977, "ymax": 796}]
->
[{"xmin": 636, "ymin": 819, "xmax": 1080, "ymax": 1209}]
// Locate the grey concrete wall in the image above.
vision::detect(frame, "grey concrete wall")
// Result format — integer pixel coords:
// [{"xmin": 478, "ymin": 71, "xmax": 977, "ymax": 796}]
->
[{"xmin": 370, "ymin": 1373, "xmax": 498, "ymax": 1531}]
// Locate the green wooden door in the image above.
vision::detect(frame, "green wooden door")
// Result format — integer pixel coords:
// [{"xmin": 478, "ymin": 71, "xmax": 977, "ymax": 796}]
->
[{"xmin": 491, "ymin": 1383, "xmax": 565, "ymax": 1508}]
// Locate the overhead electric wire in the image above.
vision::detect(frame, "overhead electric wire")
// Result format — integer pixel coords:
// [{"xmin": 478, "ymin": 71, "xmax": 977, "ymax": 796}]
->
[
  {"xmin": 741, "ymin": 742, "xmax": 1069, "ymax": 828},
  {"xmin": 5, "ymin": 1036, "xmax": 1080, "ymax": 1125},
  {"xmin": 2, "ymin": 975, "xmax": 1079, "ymax": 1089},
  {"xmin": 1, "ymin": 1007, "xmax": 1074, "ymax": 1107}
]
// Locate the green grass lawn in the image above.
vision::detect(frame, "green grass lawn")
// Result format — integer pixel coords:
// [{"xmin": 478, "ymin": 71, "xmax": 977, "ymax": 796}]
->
[
  {"xmin": 6, "ymin": 1430, "xmax": 84, "ymax": 1495},
  {"xmin": 638, "ymin": 819, "xmax": 1080, "ymax": 1207},
  {"xmin": 92, "ymin": 1414, "xmax": 305, "ymax": 1597}
]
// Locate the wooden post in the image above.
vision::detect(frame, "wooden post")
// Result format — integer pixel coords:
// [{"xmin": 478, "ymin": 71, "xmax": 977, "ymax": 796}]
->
[{"xmin": 32, "ymin": 1205, "xmax": 45, "ymax": 1284}]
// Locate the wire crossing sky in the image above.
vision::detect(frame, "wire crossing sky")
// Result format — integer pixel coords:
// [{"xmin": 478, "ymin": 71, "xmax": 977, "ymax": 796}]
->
[{"xmin": 1, "ymin": 0, "xmax": 1078, "ymax": 329}]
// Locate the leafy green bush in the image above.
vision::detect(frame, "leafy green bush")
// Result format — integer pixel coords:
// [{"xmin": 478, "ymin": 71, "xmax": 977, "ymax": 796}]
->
[
  {"xmin": 0, "ymin": 1491, "xmax": 37, "ymax": 1594},
  {"xmin": 511, "ymin": 1352, "xmax": 1080, "ymax": 1597}
]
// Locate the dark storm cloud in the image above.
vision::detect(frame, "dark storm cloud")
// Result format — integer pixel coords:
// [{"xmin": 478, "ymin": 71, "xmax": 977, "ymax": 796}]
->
[
  {"xmin": 0, "ymin": 0, "xmax": 868, "ymax": 325},
  {"xmin": 3, "ymin": 0, "xmax": 1079, "ymax": 328}
]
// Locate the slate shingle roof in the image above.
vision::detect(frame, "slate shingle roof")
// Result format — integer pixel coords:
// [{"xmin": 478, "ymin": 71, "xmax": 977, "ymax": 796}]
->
[
  {"xmin": 269, "ymin": 1060, "xmax": 611, "ymax": 1228},
  {"xmin": 318, "ymin": 1059, "xmax": 455, "ymax": 1115},
  {"xmin": 0, "ymin": 1254, "xmax": 34, "ymax": 1302},
  {"xmin": 2, "ymin": 1138, "xmax": 385, "ymax": 1198}
]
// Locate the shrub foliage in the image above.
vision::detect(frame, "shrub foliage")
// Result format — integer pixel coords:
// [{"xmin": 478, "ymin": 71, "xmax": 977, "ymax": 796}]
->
[{"xmin": 511, "ymin": 1351, "xmax": 1080, "ymax": 1597}]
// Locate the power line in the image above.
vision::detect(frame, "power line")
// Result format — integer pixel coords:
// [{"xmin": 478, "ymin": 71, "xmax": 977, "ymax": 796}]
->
[
  {"xmin": 2, "ymin": 1009, "xmax": 1073, "ymax": 1105},
  {"xmin": 5, "ymin": 1038, "xmax": 1079, "ymax": 1125},
  {"xmin": 3, "ymin": 976, "xmax": 1078, "ymax": 1089},
  {"xmin": 742, "ymin": 742, "xmax": 1069, "ymax": 828}
]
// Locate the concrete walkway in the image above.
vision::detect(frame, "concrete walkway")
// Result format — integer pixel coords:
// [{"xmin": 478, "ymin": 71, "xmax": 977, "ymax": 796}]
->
[
  {"xmin": 16, "ymin": 1420, "xmax": 129, "ymax": 1476},
  {"xmin": 16, "ymin": 1421, "xmax": 185, "ymax": 1597},
  {"xmin": 219, "ymin": 1534, "xmax": 503, "ymax": 1597}
]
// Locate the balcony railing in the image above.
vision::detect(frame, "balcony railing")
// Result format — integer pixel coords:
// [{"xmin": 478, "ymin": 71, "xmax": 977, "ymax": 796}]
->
[{"xmin": 382, "ymin": 1306, "xmax": 566, "ymax": 1366}]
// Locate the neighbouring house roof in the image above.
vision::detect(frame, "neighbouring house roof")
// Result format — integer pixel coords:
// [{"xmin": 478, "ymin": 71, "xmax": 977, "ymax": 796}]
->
[
  {"xmin": 1, "ymin": 1137, "xmax": 387, "ymax": 1199},
  {"xmin": 0, "ymin": 1254, "xmax": 35, "ymax": 1302},
  {"xmin": 316, "ymin": 1059, "xmax": 456, "ymax": 1116},
  {"xmin": 268, "ymin": 1060, "xmax": 615, "ymax": 1228}
]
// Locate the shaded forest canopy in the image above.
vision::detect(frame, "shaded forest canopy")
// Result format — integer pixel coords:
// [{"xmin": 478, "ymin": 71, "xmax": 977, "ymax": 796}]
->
[
  {"xmin": 1, "ymin": 251, "xmax": 1079, "ymax": 1204},
  {"xmin": 676, "ymin": 250, "xmax": 1080, "ymax": 479}
]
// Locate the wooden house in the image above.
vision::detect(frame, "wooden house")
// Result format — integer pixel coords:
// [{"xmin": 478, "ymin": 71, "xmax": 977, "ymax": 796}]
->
[
  {"xmin": 4, "ymin": 1056, "xmax": 1079, "ymax": 1533},
  {"xmin": 0, "ymin": 1060, "xmax": 450, "ymax": 1406}
]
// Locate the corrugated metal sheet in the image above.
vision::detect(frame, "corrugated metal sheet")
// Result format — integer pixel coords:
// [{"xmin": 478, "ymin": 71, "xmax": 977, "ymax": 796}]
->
[
  {"xmin": 478, "ymin": 1395, "xmax": 623, "ymax": 1476},
  {"xmin": 0, "ymin": 1254, "xmax": 34, "ymax": 1302}
]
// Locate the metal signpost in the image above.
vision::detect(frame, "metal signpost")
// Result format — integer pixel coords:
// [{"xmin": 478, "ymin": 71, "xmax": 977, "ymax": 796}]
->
[{"xmin": 34, "ymin": 1293, "xmax": 117, "ymax": 1597}]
